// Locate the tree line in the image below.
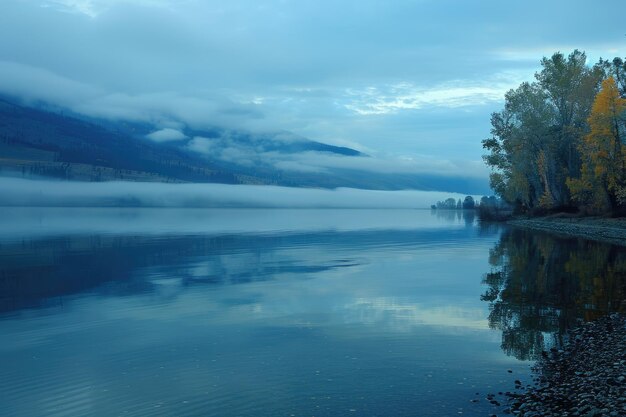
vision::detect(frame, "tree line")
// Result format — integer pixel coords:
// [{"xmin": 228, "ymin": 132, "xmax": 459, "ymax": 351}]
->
[
  {"xmin": 432, "ymin": 195, "xmax": 476, "ymax": 210},
  {"xmin": 432, "ymin": 195, "xmax": 512, "ymax": 220},
  {"xmin": 482, "ymin": 51, "xmax": 626, "ymax": 215}
]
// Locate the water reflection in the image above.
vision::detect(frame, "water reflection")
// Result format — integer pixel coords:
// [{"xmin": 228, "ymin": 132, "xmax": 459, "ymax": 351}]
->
[
  {"xmin": 0, "ymin": 224, "xmax": 484, "ymax": 315},
  {"xmin": 0, "ymin": 234, "xmax": 357, "ymax": 313},
  {"xmin": 482, "ymin": 227, "xmax": 626, "ymax": 360},
  {"xmin": 431, "ymin": 209, "xmax": 476, "ymax": 227},
  {"xmin": 0, "ymin": 209, "xmax": 525, "ymax": 417}
]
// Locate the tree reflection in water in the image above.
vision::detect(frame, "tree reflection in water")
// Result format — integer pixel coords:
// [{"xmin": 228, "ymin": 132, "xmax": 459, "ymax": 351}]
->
[
  {"xmin": 431, "ymin": 209, "xmax": 476, "ymax": 227},
  {"xmin": 482, "ymin": 227, "xmax": 626, "ymax": 360}
]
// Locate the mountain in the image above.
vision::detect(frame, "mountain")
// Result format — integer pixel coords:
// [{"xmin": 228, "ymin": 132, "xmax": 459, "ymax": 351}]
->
[{"xmin": 0, "ymin": 97, "xmax": 489, "ymax": 193}]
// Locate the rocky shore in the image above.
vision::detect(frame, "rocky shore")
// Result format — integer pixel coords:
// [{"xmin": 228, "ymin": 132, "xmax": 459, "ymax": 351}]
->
[
  {"xmin": 508, "ymin": 217, "xmax": 626, "ymax": 246},
  {"xmin": 498, "ymin": 314, "xmax": 626, "ymax": 417}
]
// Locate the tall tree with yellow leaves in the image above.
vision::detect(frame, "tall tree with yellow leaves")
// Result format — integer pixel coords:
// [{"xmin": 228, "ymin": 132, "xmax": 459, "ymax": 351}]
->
[{"xmin": 568, "ymin": 77, "xmax": 626, "ymax": 212}]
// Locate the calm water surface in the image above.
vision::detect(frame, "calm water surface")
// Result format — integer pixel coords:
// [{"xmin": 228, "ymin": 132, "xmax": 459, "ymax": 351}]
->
[{"xmin": 0, "ymin": 208, "xmax": 623, "ymax": 417}]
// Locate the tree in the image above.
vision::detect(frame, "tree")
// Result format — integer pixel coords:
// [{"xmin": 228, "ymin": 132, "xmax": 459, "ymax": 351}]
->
[
  {"xmin": 462, "ymin": 196, "xmax": 475, "ymax": 209},
  {"xmin": 568, "ymin": 77, "xmax": 626, "ymax": 212},
  {"xmin": 598, "ymin": 57, "xmax": 626, "ymax": 97},
  {"xmin": 483, "ymin": 82, "xmax": 557, "ymax": 208},
  {"xmin": 435, "ymin": 197, "xmax": 458, "ymax": 209},
  {"xmin": 483, "ymin": 51, "xmax": 603, "ymax": 211}
]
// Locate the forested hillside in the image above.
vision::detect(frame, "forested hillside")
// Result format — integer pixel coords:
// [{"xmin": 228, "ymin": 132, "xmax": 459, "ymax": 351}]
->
[
  {"xmin": 0, "ymin": 97, "xmax": 489, "ymax": 193},
  {"xmin": 0, "ymin": 98, "xmax": 363, "ymax": 186},
  {"xmin": 0, "ymin": 98, "xmax": 240, "ymax": 183}
]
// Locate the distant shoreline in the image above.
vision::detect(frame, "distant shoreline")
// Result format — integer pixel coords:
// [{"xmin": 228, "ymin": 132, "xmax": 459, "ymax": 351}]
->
[{"xmin": 509, "ymin": 217, "xmax": 626, "ymax": 246}]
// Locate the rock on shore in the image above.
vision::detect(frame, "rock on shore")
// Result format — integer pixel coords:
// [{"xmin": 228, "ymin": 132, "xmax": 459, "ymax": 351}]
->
[
  {"xmin": 509, "ymin": 217, "xmax": 626, "ymax": 247},
  {"xmin": 503, "ymin": 314, "xmax": 626, "ymax": 417}
]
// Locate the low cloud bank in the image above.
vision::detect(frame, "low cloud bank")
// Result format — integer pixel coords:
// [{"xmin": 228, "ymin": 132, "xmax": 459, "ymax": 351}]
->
[
  {"xmin": 185, "ymin": 134, "xmax": 489, "ymax": 178},
  {"xmin": 0, "ymin": 177, "xmax": 477, "ymax": 208},
  {"xmin": 146, "ymin": 128, "xmax": 187, "ymax": 142}
]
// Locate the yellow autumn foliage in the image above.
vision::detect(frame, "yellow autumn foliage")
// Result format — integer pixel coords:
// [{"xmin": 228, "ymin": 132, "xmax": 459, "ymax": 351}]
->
[{"xmin": 568, "ymin": 77, "xmax": 626, "ymax": 212}]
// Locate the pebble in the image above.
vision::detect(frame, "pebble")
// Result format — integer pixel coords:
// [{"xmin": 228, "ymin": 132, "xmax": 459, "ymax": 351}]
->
[{"xmin": 485, "ymin": 314, "xmax": 626, "ymax": 417}]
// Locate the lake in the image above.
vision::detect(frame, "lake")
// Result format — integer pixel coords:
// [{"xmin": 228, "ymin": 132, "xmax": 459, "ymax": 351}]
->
[{"xmin": 0, "ymin": 208, "xmax": 623, "ymax": 417}]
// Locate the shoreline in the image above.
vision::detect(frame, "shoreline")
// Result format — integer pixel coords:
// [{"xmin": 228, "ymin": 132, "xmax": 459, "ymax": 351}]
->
[
  {"xmin": 501, "ymin": 314, "xmax": 626, "ymax": 417},
  {"xmin": 508, "ymin": 217, "xmax": 626, "ymax": 246}
]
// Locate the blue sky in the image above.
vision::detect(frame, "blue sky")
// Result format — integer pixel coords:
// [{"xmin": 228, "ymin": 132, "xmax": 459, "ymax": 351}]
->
[{"xmin": 0, "ymin": 0, "xmax": 624, "ymax": 179}]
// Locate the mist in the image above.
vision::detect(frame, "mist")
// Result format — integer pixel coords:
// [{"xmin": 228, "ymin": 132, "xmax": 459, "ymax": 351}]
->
[{"xmin": 0, "ymin": 177, "xmax": 476, "ymax": 209}]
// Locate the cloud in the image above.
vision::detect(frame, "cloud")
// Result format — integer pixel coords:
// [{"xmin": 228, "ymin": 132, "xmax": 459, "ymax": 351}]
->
[
  {"xmin": 0, "ymin": 60, "xmax": 265, "ymax": 130},
  {"xmin": 492, "ymin": 44, "xmax": 626, "ymax": 65},
  {"xmin": 270, "ymin": 152, "xmax": 489, "ymax": 178},
  {"xmin": 0, "ymin": 61, "xmax": 101, "ymax": 107},
  {"xmin": 186, "ymin": 136, "xmax": 261, "ymax": 168},
  {"xmin": 0, "ymin": 177, "xmax": 478, "ymax": 209},
  {"xmin": 0, "ymin": 58, "xmax": 508, "ymax": 169},
  {"xmin": 41, "ymin": 0, "xmax": 101, "ymax": 17},
  {"xmin": 0, "ymin": 205, "xmax": 470, "ymax": 241},
  {"xmin": 186, "ymin": 136, "xmax": 215, "ymax": 154},
  {"xmin": 342, "ymin": 73, "xmax": 530, "ymax": 116},
  {"xmin": 42, "ymin": 0, "xmax": 178, "ymax": 17},
  {"xmin": 74, "ymin": 91, "xmax": 264, "ymax": 128},
  {"xmin": 272, "ymin": 160, "xmax": 327, "ymax": 174},
  {"xmin": 146, "ymin": 128, "xmax": 187, "ymax": 142},
  {"xmin": 0, "ymin": 60, "xmax": 488, "ymax": 185},
  {"xmin": 343, "ymin": 297, "xmax": 488, "ymax": 331},
  {"xmin": 1, "ymin": 0, "xmax": 623, "ymax": 175},
  {"xmin": 182, "ymin": 132, "xmax": 489, "ymax": 178}
]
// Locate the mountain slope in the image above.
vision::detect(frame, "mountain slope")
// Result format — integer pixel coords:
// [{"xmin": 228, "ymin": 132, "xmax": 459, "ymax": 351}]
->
[
  {"xmin": 0, "ymin": 98, "xmax": 489, "ymax": 193},
  {"xmin": 0, "ymin": 98, "xmax": 360, "ymax": 184}
]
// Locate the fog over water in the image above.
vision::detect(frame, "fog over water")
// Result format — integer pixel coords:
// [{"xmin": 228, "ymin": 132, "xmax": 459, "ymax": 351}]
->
[
  {"xmin": 0, "ymin": 177, "xmax": 476, "ymax": 208},
  {"xmin": 0, "ymin": 208, "xmax": 523, "ymax": 417},
  {"xmin": 3, "ymin": 207, "xmax": 623, "ymax": 416},
  {"xmin": 0, "ymin": 207, "xmax": 477, "ymax": 243}
]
